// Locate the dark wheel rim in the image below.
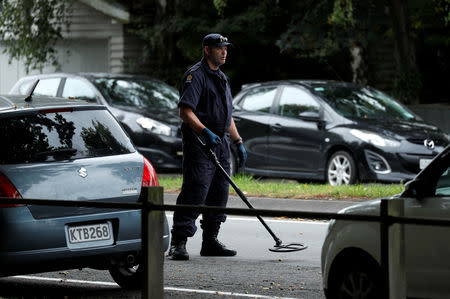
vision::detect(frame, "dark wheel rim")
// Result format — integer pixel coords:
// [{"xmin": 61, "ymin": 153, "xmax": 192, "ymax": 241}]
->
[{"xmin": 338, "ymin": 270, "xmax": 376, "ymax": 299}]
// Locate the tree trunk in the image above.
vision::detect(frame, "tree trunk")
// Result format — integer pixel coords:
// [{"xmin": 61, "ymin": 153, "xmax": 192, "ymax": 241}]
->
[
  {"xmin": 389, "ymin": 0, "xmax": 416, "ymax": 72},
  {"xmin": 388, "ymin": 0, "xmax": 421, "ymax": 104},
  {"xmin": 155, "ymin": 1, "xmax": 174, "ymax": 62},
  {"xmin": 350, "ymin": 42, "xmax": 367, "ymax": 85}
]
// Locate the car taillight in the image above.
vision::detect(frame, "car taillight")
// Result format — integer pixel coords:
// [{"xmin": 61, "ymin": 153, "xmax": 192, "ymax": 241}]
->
[
  {"xmin": 142, "ymin": 157, "xmax": 159, "ymax": 187},
  {"xmin": 0, "ymin": 173, "xmax": 24, "ymax": 207}
]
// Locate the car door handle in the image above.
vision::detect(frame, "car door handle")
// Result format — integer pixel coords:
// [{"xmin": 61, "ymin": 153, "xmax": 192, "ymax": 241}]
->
[{"xmin": 271, "ymin": 123, "xmax": 282, "ymax": 132}]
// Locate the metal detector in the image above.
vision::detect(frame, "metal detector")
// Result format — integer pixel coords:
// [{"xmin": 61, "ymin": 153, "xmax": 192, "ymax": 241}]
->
[{"xmin": 193, "ymin": 131, "xmax": 307, "ymax": 253}]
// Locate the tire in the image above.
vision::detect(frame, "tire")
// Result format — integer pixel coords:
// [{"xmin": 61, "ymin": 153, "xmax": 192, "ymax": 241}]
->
[
  {"xmin": 326, "ymin": 258, "xmax": 382, "ymax": 299},
  {"xmin": 109, "ymin": 264, "xmax": 142, "ymax": 289},
  {"xmin": 326, "ymin": 151, "xmax": 357, "ymax": 186}
]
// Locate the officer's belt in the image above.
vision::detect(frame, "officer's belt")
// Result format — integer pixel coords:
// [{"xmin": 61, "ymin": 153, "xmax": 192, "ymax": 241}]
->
[
  {"xmin": 210, "ymin": 129, "xmax": 227, "ymax": 138},
  {"xmin": 181, "ymin": 123, "xmax": 227, "ymax": 139}
]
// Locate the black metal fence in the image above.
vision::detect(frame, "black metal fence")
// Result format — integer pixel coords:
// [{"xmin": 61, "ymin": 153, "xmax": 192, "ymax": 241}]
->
[{"xmin": 2, "ymin": 187, "xmax": 450, "ymax": 299}]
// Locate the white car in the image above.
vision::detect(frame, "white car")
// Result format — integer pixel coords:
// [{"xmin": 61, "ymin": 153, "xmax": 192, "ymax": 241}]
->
[{"xmin": 321, "ymin": 144, "xmax": 450, "ymax": 298}]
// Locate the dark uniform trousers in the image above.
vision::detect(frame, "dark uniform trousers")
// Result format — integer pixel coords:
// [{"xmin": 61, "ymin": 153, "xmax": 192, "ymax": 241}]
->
[{"xmin": 171, "ymin": 129, "xmax": 231, "ymax": 239}]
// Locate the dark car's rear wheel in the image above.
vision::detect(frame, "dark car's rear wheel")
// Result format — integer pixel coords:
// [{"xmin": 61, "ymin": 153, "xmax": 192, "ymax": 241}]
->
[
  {"xmin": 326, "ymin": 258, "xmax": 382, "ymax": 299},
  {"xmin": 327, "ymin": 151, "xmax": 357, "ymax": 185},
  {"xmin": 109, "ymin": 264, "xmax": 142, "ymax": 289}
]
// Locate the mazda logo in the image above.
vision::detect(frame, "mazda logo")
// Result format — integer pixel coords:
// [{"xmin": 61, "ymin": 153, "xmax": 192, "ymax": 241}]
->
[
  {"xmin": 78, "ymin": 167, "xmax": 88, "ymax": 178},
  {"xmin": 424, "ymin": 139, "xmax": 435, "ymax": 150}
]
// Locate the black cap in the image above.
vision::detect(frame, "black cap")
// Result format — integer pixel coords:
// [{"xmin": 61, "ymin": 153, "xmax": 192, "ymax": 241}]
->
[{"xmin": 202, "ymin": 33, "xmax": 231, "ymax": 48}]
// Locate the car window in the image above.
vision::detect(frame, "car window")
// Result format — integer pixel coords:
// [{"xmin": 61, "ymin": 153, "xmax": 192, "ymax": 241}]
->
[
  {"xmin": 33, "ymin": 78, "xmax": 61, "ymax": 97},
  {"xmin": 62, "ymin": 78, "xmax": 97, "ymax": 102},
  {"xmin": 17, "ymin": 79, "xmax": 34, "ymax": 95},
  {"xmin": 240, "ymin": 86, "xmax": 277, "ymax": 112},
  {"xmin": 92, "ymin": 78, "xmax": 179, "ymax": 109},
  {"xmin": 0, "ymin": 109, "xmax": 135, "ymax": 164},
  {"xmin": 312, "ymin": 84, "xmax": 416, "ymax": 120},
  {"xmin": 436, "ymin": 167, "xmax": 450, "ymax": 196},
  {"xmin": 278, "ymin": 86, "xmax": 320, "ymax": 118}
]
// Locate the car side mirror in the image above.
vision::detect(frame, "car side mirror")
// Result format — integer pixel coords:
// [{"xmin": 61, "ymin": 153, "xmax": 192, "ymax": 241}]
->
[
  {"xmin": 298, "ymin": 111, "xmax": 320, "ymax": 121},
  {"xmin": 402, "ymin": 179, "xmax": 423, "ymax": 198}
]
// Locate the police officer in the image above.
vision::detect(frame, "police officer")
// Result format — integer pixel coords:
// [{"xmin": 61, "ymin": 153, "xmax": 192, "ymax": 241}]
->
[{"xmin": 168, "ymin": 33, "xmax": 247, "ymax": 260}]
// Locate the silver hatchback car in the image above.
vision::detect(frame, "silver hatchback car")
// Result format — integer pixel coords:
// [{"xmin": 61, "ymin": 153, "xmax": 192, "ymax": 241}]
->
[
  {"xmin": 321, "ymin": 144, "xmax": 450, "ymax": 298},
  {"xmin": 0, "ymin": 94, "xmax": 169, "ymax": 289}
]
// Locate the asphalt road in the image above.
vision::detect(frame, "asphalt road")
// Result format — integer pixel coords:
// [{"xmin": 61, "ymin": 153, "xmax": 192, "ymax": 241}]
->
[
  {"xmin": 0, "ymin": 194, "xmax": 359, "ymax": 299},
  {"xmin": 164, "ymin": 192, "xmax": 360, "ymax": 214}
]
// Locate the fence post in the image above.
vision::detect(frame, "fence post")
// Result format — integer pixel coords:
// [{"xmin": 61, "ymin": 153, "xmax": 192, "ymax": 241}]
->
[
  {"xmin": 380, "ymin": 199, "xmax": 390, "ymax": 298},
  {"xmin": 388, "ymin": 198, "xmax": 406, "ymax": 299},
  {"xmin": 380, "ymin": 199, "xmax": 406, "ymax": 299},
  {"xmin": 142, "ymin": 186, "xmax": 164, "ymax": 299}
]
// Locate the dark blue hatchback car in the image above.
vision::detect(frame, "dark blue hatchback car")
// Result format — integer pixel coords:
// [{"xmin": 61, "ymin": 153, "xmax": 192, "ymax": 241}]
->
[{"xmin": 0, "ymin": 94, "xmax": 169, "ymax": 289}]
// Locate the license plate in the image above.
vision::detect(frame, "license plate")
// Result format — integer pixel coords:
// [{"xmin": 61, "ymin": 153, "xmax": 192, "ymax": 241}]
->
[
  {"xmin": 419, "ymin": 158, "xmax": 432, "ymax": 169},
  {"xmin": 66, "ymin": 222, "xmax": 113, "ymax": 246}
]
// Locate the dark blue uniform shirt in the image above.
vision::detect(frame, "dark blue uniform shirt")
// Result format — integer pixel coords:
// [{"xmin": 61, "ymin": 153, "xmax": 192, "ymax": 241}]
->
[{"xmin": 178, "ymin": 58, "xmax": 233, "ymax": 135}]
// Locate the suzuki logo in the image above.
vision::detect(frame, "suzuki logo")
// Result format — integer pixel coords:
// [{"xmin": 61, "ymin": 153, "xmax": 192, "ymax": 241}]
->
[
  {"xmin": 78, "ymin": 167, "xmax": 88, "ymax": 178},
  {"xmin": 424, "ymin": 139, "xmax": 435, "ymax": 150}
]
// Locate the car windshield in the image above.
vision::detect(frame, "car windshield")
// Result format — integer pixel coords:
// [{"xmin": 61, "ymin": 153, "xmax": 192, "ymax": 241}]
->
[
  {"xmin": 92, "ymin": 78, "xmax": 179, "ymax": 109},
  {"xmin": 312, "ymin": 84, "xmax": 416, "ymax": 120},
  {"xmin": 0, "ymin": 109, "xmax": 135, "ymax": 164}
]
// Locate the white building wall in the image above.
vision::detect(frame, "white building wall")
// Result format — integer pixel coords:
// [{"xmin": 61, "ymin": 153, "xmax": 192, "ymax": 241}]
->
[{"xmin": 0, "ymin": 0, "xmax": 129, "ymax": 94}]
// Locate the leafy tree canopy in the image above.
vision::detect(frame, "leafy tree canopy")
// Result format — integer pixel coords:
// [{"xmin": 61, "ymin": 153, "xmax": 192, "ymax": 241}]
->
[
  {"xmin": 0, "ymin": 0, "xmax": 72, "ymax": 72},
  {"xmin": 1, "ymin": 0, "xmax": 448, "ymax": 103}
]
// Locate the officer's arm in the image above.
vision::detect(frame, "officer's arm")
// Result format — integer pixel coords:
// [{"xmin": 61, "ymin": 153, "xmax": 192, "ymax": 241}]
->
[
  {"xmin": 179, "ymin": 104, "xmax": 206, "ymax": 135},
  {"xmin": 228, "ymin": 118, "xmax": 243, "ymax": 145}
]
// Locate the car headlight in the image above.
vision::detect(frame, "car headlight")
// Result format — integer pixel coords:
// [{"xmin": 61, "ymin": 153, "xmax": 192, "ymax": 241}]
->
[
  {"xmin": 136, "ymin": 117, "xmax": 171, "ymax": 136},
  {"xmin": 350, "ymin": 129, "xmax": 400, "ymax": 147}
]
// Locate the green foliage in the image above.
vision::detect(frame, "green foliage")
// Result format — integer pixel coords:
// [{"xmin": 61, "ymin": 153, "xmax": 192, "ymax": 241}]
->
[
  {"xmin": 1, "ymin": 0, "xmax": 447, "ymax": 104},
  {"xmin": 329, "ymin": 0, "xmax": 355, "ymax": 27},
  {"xmin": 393, "ymin": 68, "xmax": 422, "ymax": 104},
  {"xmin": 0, "ymin": 0, "xmax": 72, "ymax": 73},
  {"xmin": 213, "ymin": 0, "xmax": 227, "ymax": 16},
  {"xmin": 277, "ymin": 0, "xmax": 379, "ymax": 59},
  {"xmin": 129, "ymin": 0, "xmax": 287, "ymax": 88},
  {"xmin": 432, "ymin": 0, "xmax": 450, "ymax": 26}
]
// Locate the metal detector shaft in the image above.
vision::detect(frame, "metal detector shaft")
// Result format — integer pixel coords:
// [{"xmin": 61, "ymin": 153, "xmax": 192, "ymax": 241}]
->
[{"xmin": 194, "ymin": 133, "xmax": 282, "ymax": 246}]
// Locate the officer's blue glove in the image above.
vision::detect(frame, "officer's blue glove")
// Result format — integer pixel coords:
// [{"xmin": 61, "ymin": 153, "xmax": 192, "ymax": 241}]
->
[
  {"xmin": 201, "ymin": 127, "xmax": 222, "ymax": 148},
  {"xmin": 237, "ymin": 142, "xmax": 247, "ymax": 168}
]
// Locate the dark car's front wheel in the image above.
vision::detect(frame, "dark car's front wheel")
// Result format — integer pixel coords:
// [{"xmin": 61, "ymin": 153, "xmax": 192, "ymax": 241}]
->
[
  {"xmin": 326, "ymin": 151, "xmax": 357, "ymax": 185},
  {"xmin": 109, "ymin": 264, "xmax": 142, "ymax": 289}
]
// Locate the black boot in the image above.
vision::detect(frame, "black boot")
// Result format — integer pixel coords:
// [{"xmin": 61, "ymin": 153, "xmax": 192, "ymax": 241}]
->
[
  {"xmin": 200, "ymin": 221, "xmax": 237, "ymax": 257},
  {"xmin": 168, "ymin": 235, "xmax": 189, "ymax": 260}
]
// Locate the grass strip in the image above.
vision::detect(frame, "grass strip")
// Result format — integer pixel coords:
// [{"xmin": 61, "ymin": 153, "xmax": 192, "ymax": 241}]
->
[{"xmin": 158, "ymin": 174, "xmax": 404, "ymax": 200}]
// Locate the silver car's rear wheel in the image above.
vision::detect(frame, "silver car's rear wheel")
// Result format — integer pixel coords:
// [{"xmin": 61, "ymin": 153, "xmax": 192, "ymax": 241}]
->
[
  {"xmin": 327, "ymin": 151, "xmax": 357, "ymax": 186},
  {"xmin": 327, "ymin": 258, "xmax": 382, "ymax": 299},
  {"xmin": 109, "ymin": 264, "xmax": 142, "ymax": 289}
]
